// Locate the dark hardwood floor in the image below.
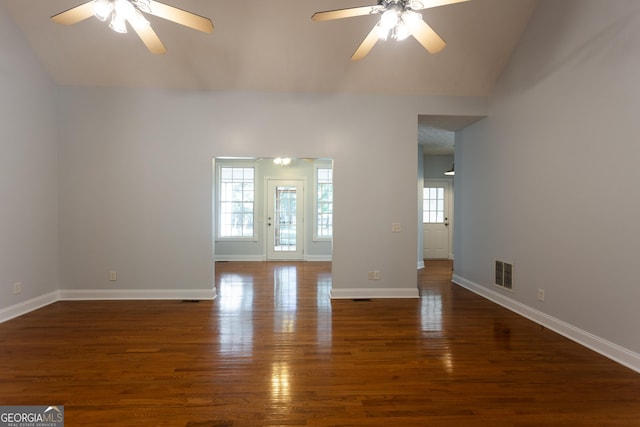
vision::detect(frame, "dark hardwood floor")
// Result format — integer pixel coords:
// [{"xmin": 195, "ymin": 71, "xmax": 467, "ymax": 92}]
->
[{"xmin": 1, "ymin": 260, "xmax": 639, "ymax": 426}]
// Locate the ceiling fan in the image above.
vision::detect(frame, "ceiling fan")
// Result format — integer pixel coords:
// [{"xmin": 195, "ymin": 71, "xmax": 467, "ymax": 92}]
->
[
  {"xmin": 50, "ymin": 0, "xmax": 213, "ymax": 54},
  {"xmin": 312, "ymin": 0, "xmax": 469, "ymax": 60}
]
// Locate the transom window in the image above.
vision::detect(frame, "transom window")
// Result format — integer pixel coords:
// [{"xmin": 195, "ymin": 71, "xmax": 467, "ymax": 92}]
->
[
  {"xmin": 423, "ymin": 187, "xmax": 445, "ymax": 224},
  {"xmin": 219, "ymin": 167, "xmax": 254, "ymax": 238}
]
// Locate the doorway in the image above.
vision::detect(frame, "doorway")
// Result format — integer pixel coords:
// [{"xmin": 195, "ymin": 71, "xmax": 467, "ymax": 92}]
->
[
  {"xmin": 267, "ymin": 179, "xmax": 304, "ymax": 260},
  {"xmin": 213, "ymin": 157, "xmax": 332, "ymax": 262},
  {"xmin": 423, "ymin": 179, "xmax": 451, "ymax": 259}
]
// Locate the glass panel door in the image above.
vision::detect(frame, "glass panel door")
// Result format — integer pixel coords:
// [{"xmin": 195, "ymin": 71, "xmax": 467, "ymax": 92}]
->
[
  {"xmin": 274, "ymin": 186, "xmax": 297, "ymax": 252},
  {"xmin": 423, "ymin": 180, "xmax": 450, "ymax": 259},
  {"xmin": 267, "ymin": 180, "xmax": 304, "ymax": 260}
]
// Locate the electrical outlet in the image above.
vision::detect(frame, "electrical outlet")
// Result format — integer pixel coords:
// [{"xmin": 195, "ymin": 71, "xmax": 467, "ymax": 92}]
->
[
  {"xmin": 367, "ymin": 271, "xmax": 374, "ymax": 280},
  {"xmin": 537, "ymin": 288, "xmax": 545, "ymax": 302},
  {"xmin": 109, "ymin": 271, "xmax": 117, "ymax": 282},
  {"xmin": 373, "ymin": 271, "xmax": 380, "ymax": 280},
  {"xmin": 13, "ymin": 282, "xmax": 21, "ymax": 295}
]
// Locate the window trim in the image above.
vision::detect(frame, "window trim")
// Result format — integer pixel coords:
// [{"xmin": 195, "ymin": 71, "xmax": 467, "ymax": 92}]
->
[
  {"xmin": 422, "ymin": 186, "xmax": 446, "ymax": 224},
  {"xmin": 215, "ymin": 161, "xmax": 258, "ymax": 242},
  {"xmin": 313, "ymin": 163, "xmax": 333, "ymax": 241}
]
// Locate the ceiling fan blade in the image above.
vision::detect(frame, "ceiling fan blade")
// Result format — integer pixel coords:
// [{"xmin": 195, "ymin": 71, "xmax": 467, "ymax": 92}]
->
[
  {"xmin": 351, "ymin": 25, "xmax": 380, "ymax": 61},
  {"xmin": 129, "ymin": 20, "xmax": 167, "ymax": 54},
  {"xmin": 50, "ymin": 2, "xmax": 94, "ymax": 25},
  {"xmin": 411, "ymin": 0, "xmax": 470, "ymax": 11},
  {"xmin": 312, "ymin": 5, "xmax": 383, "ymax": 22},
  {"xmin": 147, "ymin": 1, "xmax": 213, "ymax": 33},
  {"xmin": 410, "ymin": 19, "xmax": 446, "ymax": 54}
]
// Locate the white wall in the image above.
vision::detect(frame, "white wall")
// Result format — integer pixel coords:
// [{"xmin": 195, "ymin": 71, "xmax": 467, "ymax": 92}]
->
[
  {"xmin": 454, "ymin": 0, "xmax": 640, "ymax": 370},
  {"xmin": 57, "ymin": 89, "xmax": 486, "ymax": 299},
  {"xmin": 0, "ymin": 1, "xmax": 58, "ymax": 316}
]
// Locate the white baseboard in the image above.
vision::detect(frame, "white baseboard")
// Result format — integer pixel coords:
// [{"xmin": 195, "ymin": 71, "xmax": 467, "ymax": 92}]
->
[
  {"xmin": 216, "ymin": 255, "xmax": 332, "ymax": 262},
  {"xmin": 215, "ymin": 255, "xmax": 265, "ymax": 262},
  {"xmin": 304, "ymin": 254, "xmax": 332, "ymax": 262},
  {"xmin": 417, "ymin": 260, "xmax": 425, "ymax": 269},
  {"xmin": 59, "ymin": 288, "xmax": 217, "ymax": 301},
  {"xmin": 0, "ymin": 288, "xmax": 217, "ymax": 324},
  {"xmin": 330, "ymin": 287, "xmax": 419, "ymax": 299},
  {"xmin": 0, "ymin": 291, "xmax": 59, "ymax": 323},
  {"xmin": 452, "ymin": 274, "xmax": 640, "ymax": 374}
]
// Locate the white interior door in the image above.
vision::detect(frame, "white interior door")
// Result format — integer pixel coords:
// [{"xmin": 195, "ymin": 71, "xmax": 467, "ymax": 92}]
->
[
  {"xmin": 267, "ymin": 180, "xmax": 304, "ymax": 260},
  {"xmin": 423, "ymin": 181, "xmax": 451, "ymax": 259}
]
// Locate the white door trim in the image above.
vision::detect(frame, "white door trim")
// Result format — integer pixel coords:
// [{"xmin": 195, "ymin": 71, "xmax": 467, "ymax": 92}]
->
[
  {"xmin": 266, "ymin": 178, "xmax": 305, "ymax": 260},
  {"xmin": 424, "ymin": 178, "xmax": 454, "ymax": 260}
]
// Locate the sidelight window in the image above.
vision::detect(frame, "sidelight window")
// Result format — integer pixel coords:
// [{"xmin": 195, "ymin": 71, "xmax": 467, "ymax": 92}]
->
[{"xmin": 315, "ymin": 167, "xmax": 333, "ymax": 239}]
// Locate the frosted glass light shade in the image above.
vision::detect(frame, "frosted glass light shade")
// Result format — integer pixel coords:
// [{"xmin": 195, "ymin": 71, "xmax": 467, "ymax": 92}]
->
[
  {"xmin": 114, "ymin": 0, "xmax": 136, "ymax": 21},
  {"xmin": 380, "ymin": 9, "xmax": 399, "ymax": 30},
  {"xmin": 109, "ymin": 13, "xmax": 128, "ymax": 33},
  {"xmin": 92, "ymin": 0, "xmax": 114, "ymax": 21}
]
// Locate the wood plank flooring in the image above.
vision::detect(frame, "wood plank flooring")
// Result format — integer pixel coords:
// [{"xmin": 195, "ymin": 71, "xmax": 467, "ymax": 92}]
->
[{"xmin": 1, "ymin": 260, "xmax": 640, "ymax": 426}]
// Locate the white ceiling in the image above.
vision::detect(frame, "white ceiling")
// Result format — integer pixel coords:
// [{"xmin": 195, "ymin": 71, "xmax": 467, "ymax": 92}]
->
[
  {"xmin": 2, "ymin": 0, "xmax": 538, "ymax": 149},
  {"xmin": 419, "ymin": 114, "xmax": 486, "ymax": 154}
]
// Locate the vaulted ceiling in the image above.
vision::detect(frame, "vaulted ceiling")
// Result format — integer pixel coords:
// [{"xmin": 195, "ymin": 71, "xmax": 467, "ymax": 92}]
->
[{"xmin": 2, "ymin": 0, "xmax": 539, "ymax": 149}]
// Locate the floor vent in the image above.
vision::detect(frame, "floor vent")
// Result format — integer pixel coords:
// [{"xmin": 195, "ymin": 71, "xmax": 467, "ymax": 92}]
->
[{"xmin": 495, "ymin": 260, "xmax": 513, "ymax": 290}]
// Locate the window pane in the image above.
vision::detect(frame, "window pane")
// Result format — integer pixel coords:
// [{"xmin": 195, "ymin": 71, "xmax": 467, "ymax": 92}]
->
[
  {"xmin": 244, "ymin": 168, "xmax": 254, "ymax": 180},
  {"xmin": 221, "ymin": 168, "xmax": 232, "ymax": 180},
  {"xmin": 219, "ymin": 167, "xmax": 254, "ymax": 237},
  {"xmin": 316, "ymin": 168, "xmax": 333, "ymax": 238},
  {"xmin": 423, "ymin": 186, "xmax": 445, "ymax": 224}
]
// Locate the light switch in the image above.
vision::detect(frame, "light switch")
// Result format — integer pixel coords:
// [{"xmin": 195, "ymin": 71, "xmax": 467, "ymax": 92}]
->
[{"xmin": 392, "ymin": 223, "xmax": 402, "ymax": 233}]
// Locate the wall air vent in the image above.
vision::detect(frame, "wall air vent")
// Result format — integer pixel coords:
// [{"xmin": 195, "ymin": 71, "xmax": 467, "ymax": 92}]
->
[
  {"xmin": 495, "ymin": 259, "xmax": 513, "ymax": 291},
  {"xmin": 495, "ymin": 260, "xmax": 504, "ymax": 286},
  {"xmin": 503, "ymin": 263, "xmax": 513, "ymax": 290}
]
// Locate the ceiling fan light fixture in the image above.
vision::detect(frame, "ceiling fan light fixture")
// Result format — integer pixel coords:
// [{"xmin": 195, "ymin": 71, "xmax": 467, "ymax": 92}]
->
[
  {"xmin": 394, "ymin": 11, "xmax": 419, "ymax": 40},
  {"xmin": 51, "ymin": 0, "xmax": 214, "ymax": 55},
  {"xmin": 376, "ymin": 23, "xmax": 390, "ymax": 41},
  {"xmin": 394, "ymin": 22, "xmax": 410, "ymax": 40},
  {"xmin": 312, "ymin": 0, "xmax": 462, "ymax": 60},
  {"xmin": 401, "ymin": 10, "xmax": 420, "ymax": 29},
  {"xmin": 114, "ymin": 0, "xmax": 136, "ymax": 21},
  {"xmin": 380, "ymin": 8, "xmax": 400, "ymax": 30},
  {"xmin": 92, "ymin": 0, "xmax": 114, "ymax": 22},
  {"xmin": 109, "ymin": 12, "xmax": 128, "ymax": 33}
]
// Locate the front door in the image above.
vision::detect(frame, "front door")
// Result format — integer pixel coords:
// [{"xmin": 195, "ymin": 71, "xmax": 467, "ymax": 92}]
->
[
  {"xmin": 423, "ymin": 181, "xmax": 450, "ymax": 259},
  {"xmin": 267, "ymin": 180, "xmax": 304, "ymax": 260}
]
